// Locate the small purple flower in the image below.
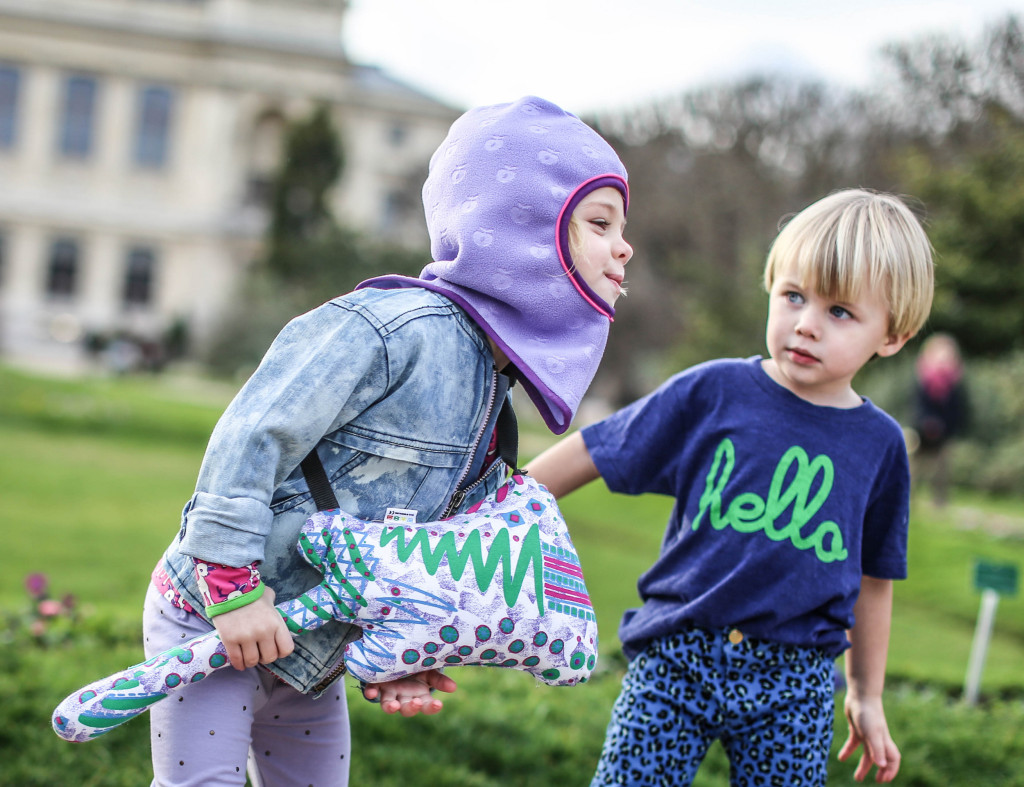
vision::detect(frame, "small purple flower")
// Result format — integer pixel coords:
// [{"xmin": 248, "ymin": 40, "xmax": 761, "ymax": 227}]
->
[{"xmin": 25, "ymin": 573, "xmax": 48, "ymax": 598}]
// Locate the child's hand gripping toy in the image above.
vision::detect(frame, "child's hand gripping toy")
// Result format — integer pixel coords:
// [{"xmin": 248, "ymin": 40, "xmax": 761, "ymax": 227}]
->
[{"xmin": 52, "ymin": 473, "xmax": 597, "ymax": 742}]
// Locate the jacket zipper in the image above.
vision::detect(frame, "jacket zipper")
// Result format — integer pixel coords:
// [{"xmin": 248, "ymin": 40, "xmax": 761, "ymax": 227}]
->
[
  {"xmin": 311, "ymin": 623, "xmax": 365, "ymax": 694},
  {"xmin": 441, "ymin": 369, "xmax": 498, "ymax": 519},
  {"xmin": 444, "ymin": 450, "xmax": 505, "ymax": 518},
  {"xmin": 312, "ymin": 657, "xmax": 348, "ymax": 695},
  {"xmin": 314, "ymin": 370, "xmax": 499, "ymax": 691}
]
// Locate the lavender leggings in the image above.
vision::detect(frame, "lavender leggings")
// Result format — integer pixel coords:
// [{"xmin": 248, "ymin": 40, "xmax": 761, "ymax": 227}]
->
[{"xmin": 142, "ymin": 585, "xmax": 351, "ymax": 786}]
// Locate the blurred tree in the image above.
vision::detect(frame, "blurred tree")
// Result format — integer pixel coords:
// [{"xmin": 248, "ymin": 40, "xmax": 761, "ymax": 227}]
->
[
  {"xmin": 589, "ymin": 78, "xmax": 874, "ymax": 402},
  {"xmin": 585, "ymin": 14, "xmax": 1024, "ymax": 405},
  {"xmin": 205, "ymin": 108, "xmax": 428, "ymax": 377},
  {"xmin": 260, "ymin": 107, "xmax": 426, "ymax": 299},
  {"xmin": 265, "ymin": 104, "xmax": 344, "ymax": 283},
  {"xmin": 878, "ymin": 15, "xmax": 1024, "ymax": 356},
  {"xmin": 901, "ymin": 111, "xmax": 1024, "ymax": 356},
  {"xmin": 877, "ymin": 14, "xmax": 1024, "ymax": 137}
]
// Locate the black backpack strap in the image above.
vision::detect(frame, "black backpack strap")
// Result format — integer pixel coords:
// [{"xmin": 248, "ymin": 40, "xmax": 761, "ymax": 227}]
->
[
  {"xmin": 496, "ymin": 395, "xmax": 519, "ymax": 473},
  {"xmin": 301, "ymin": 387, "xmax": 519, "ymax": 514},
  {"xmin": 300, "ymin": 449, "xmax": 340, "ymax": 512}
]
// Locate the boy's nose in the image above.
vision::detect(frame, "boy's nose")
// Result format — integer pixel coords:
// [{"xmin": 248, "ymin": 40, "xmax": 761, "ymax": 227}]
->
[{"xmin": 795, "ymin": 310, "xmax": 822, "ymax": 339}]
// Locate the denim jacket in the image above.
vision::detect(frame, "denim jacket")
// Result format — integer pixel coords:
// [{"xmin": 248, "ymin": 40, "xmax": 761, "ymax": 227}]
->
[{"xmin": 160, "ymin": 286, "xmax": 510, "ymax": 693}]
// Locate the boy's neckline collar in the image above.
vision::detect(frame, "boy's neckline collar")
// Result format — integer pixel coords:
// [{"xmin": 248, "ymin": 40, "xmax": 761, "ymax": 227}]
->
[{"xmin": 750, "ymin": 355, "xmax": 870, "ymax": 415}]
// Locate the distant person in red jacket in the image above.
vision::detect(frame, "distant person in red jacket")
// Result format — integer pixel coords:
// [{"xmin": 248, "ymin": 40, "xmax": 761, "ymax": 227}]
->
[{"xmin": 911, "ymin": 333, "xmax": 968, "ymax": 507}]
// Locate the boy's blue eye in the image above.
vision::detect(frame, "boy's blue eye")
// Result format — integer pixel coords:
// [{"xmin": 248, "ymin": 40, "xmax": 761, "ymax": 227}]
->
[
  {"xmin": 830, "ymin": 305, "xmax": 851, "ymax": 319},
  {"xmin": 785, "ymin": 291, "xmax": 804, "ymax": 304}
]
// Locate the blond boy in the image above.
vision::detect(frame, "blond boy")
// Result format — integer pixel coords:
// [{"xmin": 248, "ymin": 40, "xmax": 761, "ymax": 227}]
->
[{"xmin": 529, "ymin": 189, "xmax": 933, "ymax": 786}]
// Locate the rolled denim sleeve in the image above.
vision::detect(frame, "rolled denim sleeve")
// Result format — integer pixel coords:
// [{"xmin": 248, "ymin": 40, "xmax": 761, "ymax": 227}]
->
[{"xmin": 178, "ymin": 299, "xmax": 389, "ymax": 566}]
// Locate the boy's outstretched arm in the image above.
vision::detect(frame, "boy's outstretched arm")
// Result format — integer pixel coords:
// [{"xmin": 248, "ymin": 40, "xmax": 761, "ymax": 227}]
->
[
  {"xmin": 525, "ymin": 431, "xmax": 601, "ymax": 498},
  {"xmin": 840, "ymin": 576, "xmax": 901, "ymax": 783},
  {"xmin": 362, "ymin": 670, "xmax": 458, "ymax": 716}
]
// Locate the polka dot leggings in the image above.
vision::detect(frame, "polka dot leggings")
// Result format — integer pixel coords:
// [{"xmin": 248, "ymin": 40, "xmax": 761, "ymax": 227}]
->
[
  {"xmin": 143, "ymin": 585, "xmax": 351, "ymax": 786},
  {"xmin": 591, "ymin": 626, "xmax": 835, "ymax": 787}
]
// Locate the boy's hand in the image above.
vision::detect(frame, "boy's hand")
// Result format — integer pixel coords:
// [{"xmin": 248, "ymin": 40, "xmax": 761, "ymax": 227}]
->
[
  {"xmin": 838, "ymin": 693, "xmax": 901, "ymax": 782},
  {"xmin": 212, "ymin": 586, "xmax": 294, "ymax": 670},
  {"xmin": 362, "ymin": 670, "xmax": 458, "ymax": 717}
]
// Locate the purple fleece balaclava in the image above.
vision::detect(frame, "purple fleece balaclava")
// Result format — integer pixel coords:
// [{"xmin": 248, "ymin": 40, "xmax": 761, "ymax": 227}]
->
[{"xmin": 359, "ymin": 96, "xmax": 629, "ymax": 433}]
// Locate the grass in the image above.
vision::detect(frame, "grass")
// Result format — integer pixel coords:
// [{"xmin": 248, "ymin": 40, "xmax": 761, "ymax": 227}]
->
[
  {"xmin": 0, "ymin": 616, "xmax": 155, "ymax": 787},
  {"xmin": 0, "ymin": 368, "xmax": 219, "ymax": 618},
  {"xmin": 1, "ymin": 363, "xmax": 1023, "ymax": 785}
]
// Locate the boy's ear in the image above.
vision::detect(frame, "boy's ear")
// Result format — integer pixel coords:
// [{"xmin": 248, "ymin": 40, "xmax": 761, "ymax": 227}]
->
[{"xmin": 876, "ymin": 332, "xmax": 912, "ymax": 358}]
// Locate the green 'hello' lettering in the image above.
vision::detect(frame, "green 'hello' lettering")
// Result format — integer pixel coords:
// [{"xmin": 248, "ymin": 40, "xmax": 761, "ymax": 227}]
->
[{"xmin": 692, "ymin": 438, "xmax": 848, "ymax": 563}]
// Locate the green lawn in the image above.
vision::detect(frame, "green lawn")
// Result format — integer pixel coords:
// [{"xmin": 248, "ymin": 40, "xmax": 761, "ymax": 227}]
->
[
  {"xmin": 0, "ymin": 366, "xmax": 220, "ymax": 618},
  {"xmin": 2, "ymin": 364, "xmax": 1023, "ymax": 786}
]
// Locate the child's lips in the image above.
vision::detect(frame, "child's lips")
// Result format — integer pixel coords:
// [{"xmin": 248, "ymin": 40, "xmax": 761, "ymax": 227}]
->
[{"xmin": 787, "ymin": 347, "xmax": 819, "ymax": 365}]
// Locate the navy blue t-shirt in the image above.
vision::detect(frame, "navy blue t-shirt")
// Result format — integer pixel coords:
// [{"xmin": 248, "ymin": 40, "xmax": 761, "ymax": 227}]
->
[{"xmin": 582, "ymin": 356, "xmax": 909, "ymax": 658}]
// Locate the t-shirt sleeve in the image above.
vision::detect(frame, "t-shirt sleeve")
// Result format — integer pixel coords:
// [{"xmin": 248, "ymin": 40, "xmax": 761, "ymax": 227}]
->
[
  {"xmin": 861, "ymin": 429, "xmax": 911, "ymax": 580},
  {"xmin": 581, "ymin": 370, "xmax": 698, "ymax": 498}
]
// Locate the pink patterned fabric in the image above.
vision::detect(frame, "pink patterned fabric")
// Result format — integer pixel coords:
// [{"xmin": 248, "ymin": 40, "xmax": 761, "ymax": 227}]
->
[
  {"xmin": 194, "ymin": 560, "xmax": 262, "ymax": 608},
  {"xmin": 150, "ymin": 564, "xmax": 195, "ymax": 614}
]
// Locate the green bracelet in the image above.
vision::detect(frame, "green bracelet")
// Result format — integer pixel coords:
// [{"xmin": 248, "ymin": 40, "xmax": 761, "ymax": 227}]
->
[{"xmin": 205, "ymin": 582, "xmax": 266, "ymax": 618}]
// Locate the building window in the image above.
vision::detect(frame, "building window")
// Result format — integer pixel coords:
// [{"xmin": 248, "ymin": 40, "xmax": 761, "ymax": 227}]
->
[
  {"xmin": 123, "ymin": 246, "xmax": 156, "ymax": 306},
  {"xmin": 387, "ymin": 121, "xmax": 408, "ymax": 148},
  {"xmin": 59, "ymin": 75, "xmax": 98, "ymax": 159},
  {"xmin": 0, "ymin": 65, "xmax": 20, "ymax": 149},
  {"xmin": 46, "ymin": 238, "xmax": 79, "ymax": 298},
  {"xmin": 244, "ymin": 175, "xmax": 274, "ymax": 207},
  {"xmin": 244, "ymin": 111, "xmax": 285, "ymax": 207},
  {"xmin": 134, "ymin": 86, "xmax": 174, "ymax": 168},
  {"xmin": 380, "ymin": 188, "xmax": 415, "ymax": 234}
]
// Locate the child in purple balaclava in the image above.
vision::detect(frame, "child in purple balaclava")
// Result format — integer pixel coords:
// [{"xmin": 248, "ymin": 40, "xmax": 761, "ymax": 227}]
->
[{"xmin": 142, "ymin": 96, "xmax": 631, "ymax": 786}]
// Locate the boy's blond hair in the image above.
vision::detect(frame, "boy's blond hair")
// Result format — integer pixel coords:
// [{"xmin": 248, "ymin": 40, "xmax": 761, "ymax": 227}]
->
[{"xmin": 764, "ymin": 189, "xmax": 934, "ymax": 338}]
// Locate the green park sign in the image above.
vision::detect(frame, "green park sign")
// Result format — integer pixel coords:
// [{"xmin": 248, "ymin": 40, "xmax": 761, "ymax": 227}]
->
[{"xmin": 973, "ymin": 560, "xmax": 1019, "ymax": 596}]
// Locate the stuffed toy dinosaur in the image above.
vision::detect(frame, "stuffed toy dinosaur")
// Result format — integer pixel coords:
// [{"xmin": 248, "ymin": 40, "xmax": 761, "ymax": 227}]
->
[{"xmin": 53, "ymin": 473, "xmax": 597, "ymax": 742}]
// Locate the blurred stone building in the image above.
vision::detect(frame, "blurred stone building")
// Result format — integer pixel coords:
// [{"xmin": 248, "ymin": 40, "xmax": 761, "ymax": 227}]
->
[{"xmin": 0, "ymin": 0, "xmax": 458, "ymax": 370}]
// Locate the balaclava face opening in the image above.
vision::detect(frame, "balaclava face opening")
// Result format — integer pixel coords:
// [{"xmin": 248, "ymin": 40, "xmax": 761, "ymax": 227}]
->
[{"xmin": 359, "ymin": 96, "xmax": 629, "ymax": 433}]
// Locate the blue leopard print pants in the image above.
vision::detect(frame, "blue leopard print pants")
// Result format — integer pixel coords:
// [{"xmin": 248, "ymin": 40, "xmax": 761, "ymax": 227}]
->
[{"xmin": 591, "ymin": 626, "xmax": 835, "ymax": 786}]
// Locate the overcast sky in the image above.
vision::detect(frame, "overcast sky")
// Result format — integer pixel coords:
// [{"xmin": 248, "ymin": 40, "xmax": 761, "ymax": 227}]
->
[{"xmin": 343, "ymin": 0, "xmax": 1024, "ymax": 115}]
